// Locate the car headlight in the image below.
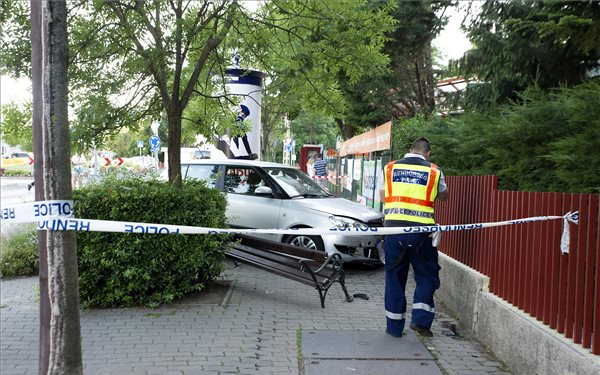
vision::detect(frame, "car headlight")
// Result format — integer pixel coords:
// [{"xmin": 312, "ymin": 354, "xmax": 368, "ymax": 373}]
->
[{"xmin": 329, "ymin": 216, "xmax": 369, "ymax": 230}]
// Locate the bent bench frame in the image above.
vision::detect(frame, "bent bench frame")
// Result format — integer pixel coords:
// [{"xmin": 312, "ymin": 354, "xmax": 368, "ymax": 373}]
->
[{"xmin": 227, "ymin": 235, "xmax": 354, "ymax": 308}]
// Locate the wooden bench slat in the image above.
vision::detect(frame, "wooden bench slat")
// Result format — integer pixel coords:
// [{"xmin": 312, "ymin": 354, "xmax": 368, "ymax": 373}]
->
[
  {"xmin": 227, "ymin": 249, "xmax": 323, "ymax": 286},
  {"xmin": 237, "ymin": 235, "xmax": 328, "ymax": 262},
  {"xmin": 233, "ymin": 244, "xmax": 328, "ymax": 274}
]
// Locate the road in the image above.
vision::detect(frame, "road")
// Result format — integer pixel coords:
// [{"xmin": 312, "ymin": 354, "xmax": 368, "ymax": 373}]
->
[{"xmin": 1, "ymin": 178, "xmax": 35, "ymax": 236}]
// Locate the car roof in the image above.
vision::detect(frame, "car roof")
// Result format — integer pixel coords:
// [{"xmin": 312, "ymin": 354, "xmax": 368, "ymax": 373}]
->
[{"xmin": 181, "ymin": 159, "xmax": 296, "ymax": 169}]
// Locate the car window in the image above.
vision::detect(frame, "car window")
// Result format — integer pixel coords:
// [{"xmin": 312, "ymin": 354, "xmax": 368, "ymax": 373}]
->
[
  {"xmin": 185, "ymin": 164, "xmax": 219, "ymax": 187},
  {"xmin": 224, "ymin": 166, "xmax": 268, "ymax": 195},
  {"xmin": 263, "ymin": 167, "xmax": 330, "ymax": 198},
  {"xmin": 193, "ymin": 150, "xmax": 211, "ymax": 159}
]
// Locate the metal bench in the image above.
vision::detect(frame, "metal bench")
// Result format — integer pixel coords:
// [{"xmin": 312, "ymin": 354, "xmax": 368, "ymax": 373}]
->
[{"xmin": 227, "ymin": 235, "xmax": 354, "ymax": 308}]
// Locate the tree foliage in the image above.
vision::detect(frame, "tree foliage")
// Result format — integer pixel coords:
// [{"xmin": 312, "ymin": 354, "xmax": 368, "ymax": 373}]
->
[
  {"xmin": 393, "ymin": 79, "xmax": 600, "ymax": 193},
  {"xmin": 290, "ymin": 112, "xmax": 338, "ymax": 150},
  {"xmin": 2, "ymin": 0, "xmax": 400, "ymax": 182},
  {"xmin": 457, "ymin": 0, "xmax": 600, "ymax": 110},
  {"xmin": 0, "ymin": 101, "xmax": 32, "ymax": 150},
  {"xmin": 325, "ymin": 0, "xmax": 453, "ymax": 140},
  {"xmin": 0, "ymin": 0, "xmax": 30, "ymax": 78},
  {"xmin": 237, "ymin": 0, "xmax": 396, "ymax": 140},
  {"xmin": 376, "ymin": 0, "xmax": 451, "ymax": 117}
]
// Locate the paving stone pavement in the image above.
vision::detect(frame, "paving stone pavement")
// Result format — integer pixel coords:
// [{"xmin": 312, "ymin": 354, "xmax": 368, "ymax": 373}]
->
[{"xmin": 1, "ymin": 261, "xmax": 513, "ymax": 375}]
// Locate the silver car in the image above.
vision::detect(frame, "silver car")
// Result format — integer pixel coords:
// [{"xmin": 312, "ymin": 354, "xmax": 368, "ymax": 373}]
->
[{"xmin": 177, "ymin": 159, "xmax": 384, "ymax": 264}]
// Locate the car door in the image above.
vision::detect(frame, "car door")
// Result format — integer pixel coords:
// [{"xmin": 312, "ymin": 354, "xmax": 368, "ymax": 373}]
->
[{"xmin": 223, "ymin": 165, "xmax": 281, "ymax": 241}]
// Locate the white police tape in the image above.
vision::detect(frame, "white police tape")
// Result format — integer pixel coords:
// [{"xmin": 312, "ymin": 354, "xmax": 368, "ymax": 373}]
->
[
  {"xmin": 1, "ymin": 200, "xmax": 73, "ymax": 223},
  {"xmin": 1, "ymin": 201, "xmax": 579, "ymax": 254}
]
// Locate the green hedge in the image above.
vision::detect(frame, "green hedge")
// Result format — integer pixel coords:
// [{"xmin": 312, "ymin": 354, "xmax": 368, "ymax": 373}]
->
[
  {"xmin": 74, "ymin": 176, "xmax": 232, "ymax": 308},
  {"xmin": 1, "ymin": 168, "xmax": 33, "ymax": 177},
  {"xmin": 0, "ymin": 225, "xmax": 38, "ymax": 278}
]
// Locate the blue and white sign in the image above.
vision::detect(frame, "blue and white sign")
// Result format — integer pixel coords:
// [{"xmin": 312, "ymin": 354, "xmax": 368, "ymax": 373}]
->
[
  {"xmin": 137, "ymin": 140, "xmax": 144, "ymax": 149},
  {"xmin": 149, "ymin": 135, "xmax": 160, "ymax": 151}
]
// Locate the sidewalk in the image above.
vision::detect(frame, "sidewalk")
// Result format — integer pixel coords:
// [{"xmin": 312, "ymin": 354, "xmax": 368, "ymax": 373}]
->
[{"xmin": 1, "ymin": 261, "xmax": 512, "ymax": 375}]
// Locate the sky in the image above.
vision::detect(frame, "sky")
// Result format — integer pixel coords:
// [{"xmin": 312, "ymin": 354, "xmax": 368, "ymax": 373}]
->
[
  {"xmin": 433, "ymin": 3, "xmax": 472, "ymax": 64},
  {"xmin": 0, "ymin": 3, "xmax": 473, "ymax": 106}
]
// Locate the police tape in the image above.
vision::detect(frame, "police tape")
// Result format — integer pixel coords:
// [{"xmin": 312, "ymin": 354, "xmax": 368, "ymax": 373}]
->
[
  {"xmin": 1, "ymin": 200, "xmax": 73, "ymax": 223},
  {"xmin": 1, "ymin": 201, "xmax": 579, "ymax": 254}
]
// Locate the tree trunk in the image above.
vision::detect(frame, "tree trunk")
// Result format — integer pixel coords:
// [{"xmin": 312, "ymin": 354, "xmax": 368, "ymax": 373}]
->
[
  {"xmin": 31, "ymin": 1, "xmax": 83, "ymax": 374},
  {"xmin": 167, "ymin": 108, "xmax": 183, "ymax": 186},
  {"xmin": 261, "ymin": 107, "xmax": 274, "ymax": 160},
  {"xmin": 416, "ymin": 40, "xmax": 436, "ymax": 116},
  {"xmin": 335, "ymin": 118, "xmax": 355, "ymax": 140},
  {"xmin": 422, "ymin": 40, "xmax": 436, "ymax": 114}
]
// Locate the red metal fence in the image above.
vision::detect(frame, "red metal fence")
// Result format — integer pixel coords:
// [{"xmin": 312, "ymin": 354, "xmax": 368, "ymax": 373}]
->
[{"xmin": 436, "ymin": 176, "xmax": 600, "ymax": 355}]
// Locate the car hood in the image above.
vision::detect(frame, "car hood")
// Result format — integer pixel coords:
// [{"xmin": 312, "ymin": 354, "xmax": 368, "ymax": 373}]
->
[{"xmin": 292, "ymin": 197, "xmax": 383, "ymax": 222}]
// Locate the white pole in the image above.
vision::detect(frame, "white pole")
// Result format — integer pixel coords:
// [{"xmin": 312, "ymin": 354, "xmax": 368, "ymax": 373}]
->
[{"xmin": 93, "ymin": 141, "xmax": 98, "ymax": 175}]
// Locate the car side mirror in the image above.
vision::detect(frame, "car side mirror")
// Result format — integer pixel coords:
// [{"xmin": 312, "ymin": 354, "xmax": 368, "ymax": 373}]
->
[{"xmin": 254, "ymin": 186, "xmax": 273, "ymax": 197}]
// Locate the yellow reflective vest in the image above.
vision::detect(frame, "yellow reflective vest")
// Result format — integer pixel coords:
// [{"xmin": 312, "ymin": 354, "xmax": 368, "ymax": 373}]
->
[{"xmin": 384, "ymin": 158, "xmax": 440, "ymax": 224}]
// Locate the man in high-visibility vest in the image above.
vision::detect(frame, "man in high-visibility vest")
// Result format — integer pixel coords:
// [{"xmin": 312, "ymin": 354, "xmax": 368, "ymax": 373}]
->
[{"xmin": 379, "ymin": 137, "xmax": 449, "ymax": 337}]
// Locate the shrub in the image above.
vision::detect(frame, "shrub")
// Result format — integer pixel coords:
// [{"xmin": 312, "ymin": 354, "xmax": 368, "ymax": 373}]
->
[
  {"xmin": 392, "ymin": 79, "xmax": 600, "ymax": 193},
  {"xmin": 0, "ymin": 225, "xmax": 39, "ymax": 278},
  {"xmin": 1, "ymin": 168, "xmax": 33, "ymax": 177},
  {"xmin": 74, "ymin": 175, "xmax": 232, "ymax": 308}
]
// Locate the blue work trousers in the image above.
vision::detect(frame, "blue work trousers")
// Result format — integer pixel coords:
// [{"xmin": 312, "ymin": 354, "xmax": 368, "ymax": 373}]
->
[{"xmin": 384, "ymin": 232, "xmax": 441, "ymax": 337}]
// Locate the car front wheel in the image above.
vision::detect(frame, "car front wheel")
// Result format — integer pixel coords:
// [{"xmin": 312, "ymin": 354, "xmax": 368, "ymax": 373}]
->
[{"xmin": 285, "ymin": 235, "xmax": 324, "ymax": 251}]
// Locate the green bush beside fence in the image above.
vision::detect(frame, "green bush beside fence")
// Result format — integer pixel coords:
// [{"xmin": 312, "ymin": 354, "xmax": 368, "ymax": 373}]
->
[
  {"xmin": 0, "ymin": 225, "xmax": 38, "ymax": 278},
  {"xmin": 74, "ymin": 176, "xmax": 232, "ymax": 308}
]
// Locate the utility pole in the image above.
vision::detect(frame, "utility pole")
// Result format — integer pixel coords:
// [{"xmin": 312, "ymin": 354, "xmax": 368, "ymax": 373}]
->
[{"xmin": 31, "ymin": 1, "xmax": 83, "ymax": 374}]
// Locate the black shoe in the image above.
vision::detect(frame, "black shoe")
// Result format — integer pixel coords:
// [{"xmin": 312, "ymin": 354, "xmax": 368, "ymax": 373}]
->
[
  {"xmin": 27, "ymin": 184, "xmax": 32, "ymax": 191},
  {"xmin": 410, "ymin": 324, "xmax": 433, "ymax": 337}
]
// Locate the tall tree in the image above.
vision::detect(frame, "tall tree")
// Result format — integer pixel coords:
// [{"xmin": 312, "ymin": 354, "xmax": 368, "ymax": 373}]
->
[
  {"xmin": 458, "ymin": 0, "xmax": 600, "ymax": 110},
  {"xmin": 3, "ymin": 1, "xmax": 396, "ymax": 173},
  {"xmin": 290, "ymin": 112, "xmax": 338, "ymax": 149},
  {"xmin": 237, "ymin": 0, "xmax": 396, "ymax": 140},
  {"xmin": 334, "ymin": 0, "xmax": 452, "ymax": 134},
  {"xmin": 95, "ymin": 0, "xmax": 238, "ymax": 185},
  {"xmin": 378, "ymin": 0, "xmax": 451, "ymax": 118},
  {"xmin": 31, "ymin": 0, "xmax": 83, "ymax": 373}
]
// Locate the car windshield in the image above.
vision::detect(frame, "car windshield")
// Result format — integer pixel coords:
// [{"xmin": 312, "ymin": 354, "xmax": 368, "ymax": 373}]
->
[{"xmin": 262, "ymin": 167, "xmax": 332, "ymax": 198}]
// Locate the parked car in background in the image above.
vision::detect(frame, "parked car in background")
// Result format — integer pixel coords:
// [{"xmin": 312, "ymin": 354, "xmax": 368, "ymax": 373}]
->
[
  {"xmin": 2, "ymin": 152, "xmax": 30, "ymax": 159},
  {"xmin": 170, "ymin": 159, "xmax": 384, "ymax": 265},
  {"xmin": 0, "ymin": 152, "xmax": 33, "ymax": 169}
]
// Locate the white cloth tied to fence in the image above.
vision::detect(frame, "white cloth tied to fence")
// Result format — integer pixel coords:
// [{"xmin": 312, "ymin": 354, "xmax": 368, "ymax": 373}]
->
[
  {"xmin": 560, "ymin": 211, "xmax": 579, "ymax": 254},
  {"xmin": 0, "ymin": 201, "xmax": 579, "ymax": 254}
]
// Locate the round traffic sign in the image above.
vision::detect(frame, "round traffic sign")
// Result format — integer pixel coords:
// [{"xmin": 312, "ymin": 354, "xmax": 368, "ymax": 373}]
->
[{"xmin": 149, "ymin": 135, "xmax": 161, "ymax": 151}]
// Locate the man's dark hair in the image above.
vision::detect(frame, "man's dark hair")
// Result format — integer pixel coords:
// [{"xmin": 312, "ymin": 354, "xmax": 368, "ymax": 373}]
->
[{"xmin": 411, "ymin": 137, "xmax": 431, "ymax": 154}]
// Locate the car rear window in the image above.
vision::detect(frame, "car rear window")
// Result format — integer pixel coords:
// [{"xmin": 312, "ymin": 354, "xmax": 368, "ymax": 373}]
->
[{"xmin": 185, "ymin": 164, "xmax": 219, "ymax": 188}]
